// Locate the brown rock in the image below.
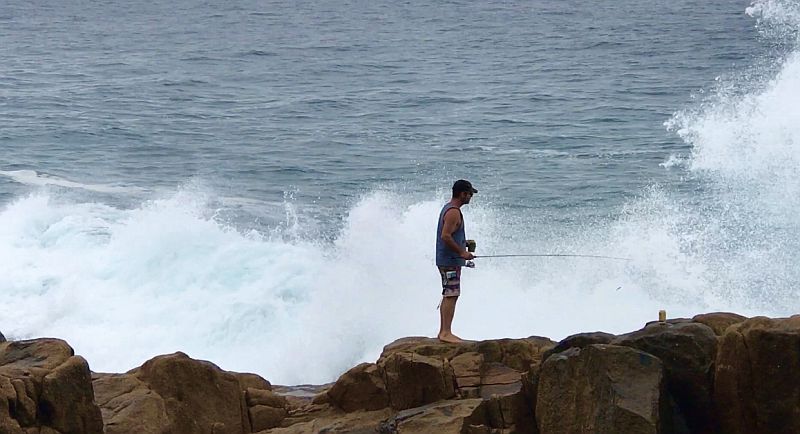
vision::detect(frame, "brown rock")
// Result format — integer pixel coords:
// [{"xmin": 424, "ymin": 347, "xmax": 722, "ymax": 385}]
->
[
  {"xmin": 379, "ymin": 398, "xmax": 489, "ymax": 433},
  {"xmin": 614, "ymin": 321, "xmax": 718, "ymax": 433},
  {"xmin": 249, "ymin": 404, "xmax": 288, "ymax": 431},
  {"xmin": 246, "ymin": 388, "xmax": 288, "ymax": 408},
  {"xmin": 692, "ymin": 312, "xmax": 747, "ymax": 336},
  {"xmin": 378, "ymin": 352, "xmax": 456, "ymax": 410},
  {"xmin": 40, "ymin": 356, "xmax": 104, "ymax": 434},
  {"xmin": 0, "ymin": 339, "xmax": 73, "ymax": 373},
  {"xmin": 543, "ymin": 332, "xmax": 616, "ymax": 360},
  {"xmin": 92, "ymin": 373, "xmax": 170, "ymax": 434},
  {"xmin": 378, "ymin": 336, "xmax": 555, "ymax": 372},
  {"xmin": 134, "ymin": 352, "xmax": 248, "ymax": 434},
  {"xmin": 715, "ymin": 316, "xmax": 800, "ymax": 434},
  {"xmin": 474, "ymin": 337, "xmax": 556, "ymax": 372},
  {"xmin": 234, "ymin": 372, "xmax": 272, "ymax": 392},
  {"xmin": 11, "ymin": 377, "xmax": 38, "ymax": 427},
  {"xmin": 536, "ymin": 344, "xmax": 664, "ymax": 434},
  {"xmin": 450, "ymin": 351, "xmax": 483, "ymax": 392},
  {"xmin": 94, "ymin": 352, "xmax": 249, "ymax": 434},
  {"xmin": 0, "ymin": 339, "xmax": 102, "ymax": 434},
  {"xmin": 327, "ymin": 363, "xmax": 389, "ymax": 412}
]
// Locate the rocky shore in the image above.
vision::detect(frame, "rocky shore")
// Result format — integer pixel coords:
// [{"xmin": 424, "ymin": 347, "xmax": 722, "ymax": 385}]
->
[{"xmin": 2, "ymin": 312, "xmax": 800, "ymax": 433}]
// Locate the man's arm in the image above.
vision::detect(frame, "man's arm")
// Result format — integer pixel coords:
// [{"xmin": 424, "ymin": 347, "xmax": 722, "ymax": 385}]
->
[{"xmin": 441, "ymin": 209, "xmax": 474, "ymax": 260}]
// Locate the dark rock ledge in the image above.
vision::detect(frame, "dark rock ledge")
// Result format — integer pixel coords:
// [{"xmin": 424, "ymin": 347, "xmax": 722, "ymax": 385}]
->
[{"xmin": 7, "ymin": 312, "xmax": 800, "ymax": 434}]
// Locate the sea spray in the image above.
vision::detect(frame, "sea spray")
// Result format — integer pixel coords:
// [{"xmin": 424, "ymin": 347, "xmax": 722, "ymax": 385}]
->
[{"xmin": 0, "ymin": 185, "xmax": 742, "ymax": 384}]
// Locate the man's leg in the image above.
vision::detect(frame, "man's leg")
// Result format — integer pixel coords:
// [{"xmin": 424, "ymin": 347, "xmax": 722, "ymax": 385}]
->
[{"xmin": 438, "ymin": 296, "xmax": 463, "ymax": 343}]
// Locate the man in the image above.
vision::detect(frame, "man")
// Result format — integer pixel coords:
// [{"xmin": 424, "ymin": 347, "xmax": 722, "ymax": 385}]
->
[{"xmin": 435, "ymin": 179, "xmax": 477, "ymax": 343}]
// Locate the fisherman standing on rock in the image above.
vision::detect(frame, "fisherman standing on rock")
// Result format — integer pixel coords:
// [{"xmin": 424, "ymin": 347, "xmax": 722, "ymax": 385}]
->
[{"xmin": 435, "ymin": 179, "xmax": 477, "ymax": 343}]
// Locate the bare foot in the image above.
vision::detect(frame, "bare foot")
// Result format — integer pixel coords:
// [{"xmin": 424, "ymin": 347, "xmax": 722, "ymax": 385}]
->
[{"xmin": 437, "ymin": 332, "xmax": 464, "ymax": 343}]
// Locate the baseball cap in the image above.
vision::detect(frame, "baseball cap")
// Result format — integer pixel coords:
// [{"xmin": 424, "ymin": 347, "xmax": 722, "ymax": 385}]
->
[{"xmin": 452, "ymin": 179, "xmax": 478, "ymax": 194}]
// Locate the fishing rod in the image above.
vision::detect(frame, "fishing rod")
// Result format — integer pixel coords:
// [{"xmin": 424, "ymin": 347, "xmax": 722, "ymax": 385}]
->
[
  {"xmin": 474, "ymin": 254, "xmax": 631, "ymax": 261},
  {"xmin": 457, "ymin": 241, "xmax": 632, "ymax": 265}
]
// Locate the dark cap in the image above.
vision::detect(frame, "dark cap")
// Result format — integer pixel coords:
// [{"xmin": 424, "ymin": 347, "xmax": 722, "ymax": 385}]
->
[{"xmin": 452, "ymin": 179, "xmax": 478, "ymax": 195}]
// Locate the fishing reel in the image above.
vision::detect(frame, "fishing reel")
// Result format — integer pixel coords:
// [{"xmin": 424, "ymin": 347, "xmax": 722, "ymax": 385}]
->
[
  {"xmin": 465, "ymin": 239, "xmax": 476, "ymax": 268},
  {"xmin": 466, "ymin": 239, "xmax": 476, "ymax": 252}
]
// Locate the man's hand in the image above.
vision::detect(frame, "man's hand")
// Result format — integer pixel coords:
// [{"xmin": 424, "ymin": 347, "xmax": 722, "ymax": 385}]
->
[{"xmin": 461, "ymin": 251, "xmax": 475, "ymax": 260}]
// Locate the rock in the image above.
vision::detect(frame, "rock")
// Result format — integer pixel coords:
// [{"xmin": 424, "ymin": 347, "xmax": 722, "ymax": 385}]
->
[
  {"xmin": 543, "ymin": 332, "xmax": 616, "ymax": 360},
  {"xmin": 692, "ymin": 312, "xmax": 747, "ymax": 336},
  {"xmin": 378, "ymin": 399, "xmax": 490, "ymax": 433},
  {"xmin": 378, "ymin": 352, "xmax": 456, "ymax": 410},
  {"xmin": 92, "ymin": 373, "xmax": 170, "ymax": 434},
  {"xmin": 715, "ymin": 316, "xmax": 800, "ymax": 434},
  {"xmin": 614, "ymin": 321, "xmax": 718, "ymax": 433},
  {"xmin": 93, "ymin": 352, "xmax": 249, "ymax": 434},
  {"xmin": 135, "ymin": 352, "xmax": 248, "ymax": 434},
  {"xmin": 536, "ymin": 344, "xmax": 664, "ymax": 434},
  {"xmin": 378, "ymin": 336, "xmax": 555, "ymax": 372},
  {"xmin": 375, "ymin": 336, "xmax": 553, "ymax": 431},
  {"xmin": 328, "ymin": 363, "xmax": 389, "ymax": 412},
  {"xmin": 247, "ymin": 388, "xmax": 288, "ymax": 408},
  {"xmin": 250, "ymin": 404, "xmax": 288, "ymax": 431},
  {"xmin": 40, "ymin": 356, "xmax": 104, "ymax": 434},
  {"xmin": 265, "ymin": 408, "xmax": 393, "ymax": 434},
  {"xmin": 450, "ymin": 352, "xmax": 483, "ymax": 396},
  {"xmin": 0, "ymin": 339, "xmax": 103, "ymax": 434},
  {"xmin": 234, "ymin": 372, "xmax": 272, "ymax": 392}
]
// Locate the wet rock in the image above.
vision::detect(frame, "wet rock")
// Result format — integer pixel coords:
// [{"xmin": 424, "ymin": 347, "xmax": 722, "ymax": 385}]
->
[
  {"xmin": 378, "ymin": 352, "xmax": 456, "ymax": 410},
  {"xmin": 536, "ymin": 344, "xmax": 664, "ymax": 434},
  {"xmin": 614, "ymin": 321, "xmax": 718, "ymax": 433},
  {"xmin": 543, "ymin": 331, "xmax": 616, "ymax": 360},
  {"xmin": 378, "ymin": 399, "xmax": 489, "ymax": 434},
  {"xmin": 0, "ymin": 339, "xmax": 103, "ymax": 434},
  {"xmin": 691, "ymin": 312, "xmax": 747, "ymax": 336},
  {"xmin": 328, "ymin": 363, "xmax": 389, "ymax": 412},
  {"xmin": 93, "ymin": 352, "xmax": 249, "ymax": 434},
  {"xmin": 92, "ymin": 373, "xmax": 170, "ymax": 434},
  {"xmin": 716, "ymin": 316, "xmax": 800, "ymax": 434}
]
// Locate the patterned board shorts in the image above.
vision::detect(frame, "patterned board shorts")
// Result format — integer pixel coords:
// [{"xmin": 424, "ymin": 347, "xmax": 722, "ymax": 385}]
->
[{"xmin": 438, "ymin": 266, "xmax": 462, "ymax": 297}]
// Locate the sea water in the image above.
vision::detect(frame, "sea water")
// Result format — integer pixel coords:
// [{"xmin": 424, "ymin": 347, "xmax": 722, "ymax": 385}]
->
[{"xmin": 1, "ymin": 0, "xmax": 799, "ymax": 384}]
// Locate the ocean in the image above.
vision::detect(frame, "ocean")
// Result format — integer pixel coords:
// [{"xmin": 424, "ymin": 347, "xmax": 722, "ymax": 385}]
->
[{"xmin": 1, "ymin": 0, "xmax": 799, "ymax": 384}]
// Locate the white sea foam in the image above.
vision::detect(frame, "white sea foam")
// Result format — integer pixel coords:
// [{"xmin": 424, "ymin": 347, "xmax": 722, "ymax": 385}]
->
[
  {"xmin": 0, "ymin": 170, "xmax": 146, "ymax": 194},
  {"xmin": 0, "ymin": 183, "xmax": 774, "ymax": 385}
]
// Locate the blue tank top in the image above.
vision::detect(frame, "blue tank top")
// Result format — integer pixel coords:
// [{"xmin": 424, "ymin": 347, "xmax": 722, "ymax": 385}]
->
[{"xmin": 436, "ymin": 202, "xmax": 466, "ymax": 267}]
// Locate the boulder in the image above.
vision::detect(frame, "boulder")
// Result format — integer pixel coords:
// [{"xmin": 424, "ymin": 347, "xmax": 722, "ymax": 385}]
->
[
  {"xmin": 536, "ymin": 344, "xmax": 664, "ymax": 434},
  {"xmin": 245, "ymin": 389, "xmax": 288, "ymax": 430},
  {"xmin": 0, "ymin": 339, "xmax": 103, "ymax": 434},
  {"xmin": 92, "ymin": 373, "xmax": 170, "ymax": 434},
  {"xmin": 249, "ymin": 404, "xmax": 288, "ymax": 431},
  {"xmin": 135, "ymin": 352, "xmax": 248, "ymax": 434},
  {"xmin": 247, "ymin": 388, "xmax": 287, "ymax": 408},
  {"xmin": 93, "ymin": 352, "xmax": 249, "ymax": 434},
  {"xmin": 691, "ymin": 312, "xmax": 747, "ymax": 336},
  {"xmin": 479, "ymin": 363, "xmax": 536, "ymax": 433},
  {"xmin": 378, "ymin": 336, "xmax": 555, "ymax": 373},
  {"xmin": 375, "ymin": 336, "xmax": 553, "ymax": 431},
  {"xmin": 40, "ymin": 356, "xmax": 105, "ymax": 434},
  {"xmin": 715, "ymin": 316, "xmax": 800, "ymax": 434},
  {"xmin": 614, "ymin": 321, "xmax": 718, "ymax": 433},
  {"xmin": 234, "ymin": 372, "xmax": 272, "ymax": 392},
  {"xmin": 378, "ymin": 352, "xmax": 456, "ymax": 410},
  {"xmin": 328, "ymin": 363, "xmax": 389, "ymax": 412}
]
